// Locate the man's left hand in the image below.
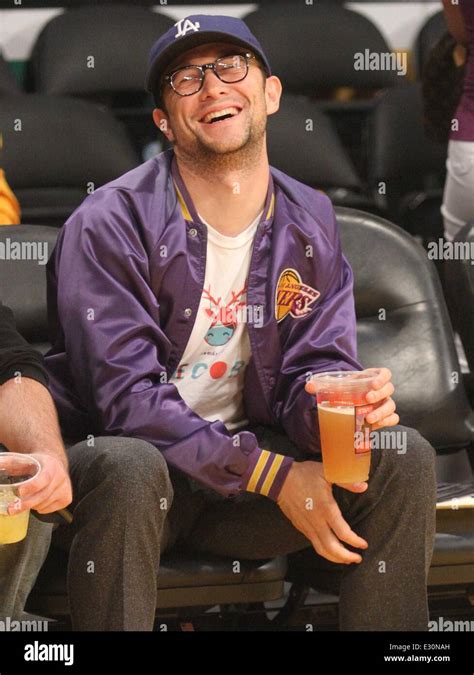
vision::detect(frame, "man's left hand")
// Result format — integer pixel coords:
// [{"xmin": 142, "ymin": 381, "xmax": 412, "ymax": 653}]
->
[{"xmin": 305, "ymin": 366, "xmax": 399, "ymax": 430}]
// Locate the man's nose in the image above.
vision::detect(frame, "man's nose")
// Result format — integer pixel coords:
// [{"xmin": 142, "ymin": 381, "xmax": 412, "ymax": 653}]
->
[{"xmin": 199, "ymin": 68, "xmax": 230, "ymax": 97}]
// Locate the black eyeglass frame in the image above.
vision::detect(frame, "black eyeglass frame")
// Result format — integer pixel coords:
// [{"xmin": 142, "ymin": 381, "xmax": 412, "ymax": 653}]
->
[{"xmin": 163, "ymin": 52, "xmax": 260, "ymax": 97}]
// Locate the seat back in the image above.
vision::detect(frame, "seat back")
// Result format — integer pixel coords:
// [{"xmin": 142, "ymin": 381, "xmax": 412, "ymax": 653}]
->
[
  {"xmin": 244, "ymin": 3, "xmax": 399, "ymax": 94},
  {"xmin": 369, "ymin": 84, "xmax": 447, "ymax": 190},
  {"xmin": 0, "ymin": 225, "xmax": 59, "ymax": 348},
  {"xmin": 368, "ymin": 83, "xmax": 447, "ymax": 240},
  {"xmin": 336, "ymin": 207, "xmax": 474, "ymax": 451},
  {"xmin": 245, "ymin": 3, "xmax": 401, "ymax": 185},
  {"xmin": 414, "ymin": 10, "xmax": 447, "ymax": 78},
  {"xmin": 29, "ymin": 5, "xmax": 174, "ymax": 97},
  {"xmin": 267, "ymin": 94, "xmax": 362, "ymax": 192},
  {"xmin": 0, "ymin": 94, "xmax": 140, "ymax": 226},
  {"xmin": 444, "ymin": 223, "xmax": 474, "ymax": 373},
  {"xmin": 28, "ymin": 5, "xmax": 175, "ymax": 156}
]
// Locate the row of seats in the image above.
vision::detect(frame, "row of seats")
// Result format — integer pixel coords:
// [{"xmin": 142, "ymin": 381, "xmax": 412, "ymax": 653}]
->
[
  {"xmin": 0, "ymin": 84, "xmax": 446, "ymax": 246},
  {"xmin": 0, "ymin": 4, "xmax": 450, "ymax": 244},
  {"xmin": 0, "ymin": 5, "xmax": 448, "ymax": 171},
  {"xmin": 0, "ymin": 4, "xmax": 446, "ymax": 99},
  {"xmin": 0, "ymin": 211, "xmax": 471, "ymax": 627}
]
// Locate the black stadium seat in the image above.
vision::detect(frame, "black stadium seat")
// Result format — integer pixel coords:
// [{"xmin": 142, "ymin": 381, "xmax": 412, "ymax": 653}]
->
[
  {"xmin": 443, "ymin": 222, "xmax": 474, "ymax": 403},
  {"xmin": 288, "ymin": 208, "xmax": 474, "ymax": 599},
  {"xmin": 267, "ymin": 93, "xmax": 375, "ymax": 211},
  {"xmin": 0, "ymin": 225, "xmax": 57, "ymax": 353},
  {"xmin": 414, "ymin": 10, "xmax": 448, "ymax": 79},
  {"xmin": 244, "ymin": 3, "xmax": 399, "ymax": 95},
  {"xmin": 244, "ymin": 2, "xmax": 402, "ymax": 180},
  {"xmin": 28, "ymin": 546, "xmax": 287, "ymax": 625},
  {"xmin": 27, "ymin": 5, "xmax": 175, "ymax": 154},
  {"xmin": 0, "ymin": 94, "xmax": 140, "ymax": 227},
  {"xmin": 1, "ymin": 207, "xmax": 471, "ymax": 627},
  {"xmin": 367, "ymin": 83, "xmax": 447, "ymax": 249},
  {"xmin": 337, "ymin": 208, "xmax": 473, "ymax": 454}
]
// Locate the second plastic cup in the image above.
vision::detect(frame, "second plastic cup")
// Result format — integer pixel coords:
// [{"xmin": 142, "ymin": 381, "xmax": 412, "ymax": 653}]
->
[
  {"xmin": 310, "ymin": 369, "xmax": 381, "ymax": 484},
  {"xmin": 0, "ymin": 453, "xmax": 41, "ymax": 544}
]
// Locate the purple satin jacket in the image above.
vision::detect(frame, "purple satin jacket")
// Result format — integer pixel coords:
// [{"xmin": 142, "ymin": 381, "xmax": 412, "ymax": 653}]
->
[{"xmin": 45, "ymin": 149, "xmax": 363, "ymax": 501}]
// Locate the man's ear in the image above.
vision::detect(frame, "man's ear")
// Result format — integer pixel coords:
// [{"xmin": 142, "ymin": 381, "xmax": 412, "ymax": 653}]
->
[
  {"xmin": 265, "ymin": 75, "xmax": 282, "ymax": 116},
  {"xmin": 153, "ymin": 108, "xmax": 175, "ymax": 142}
]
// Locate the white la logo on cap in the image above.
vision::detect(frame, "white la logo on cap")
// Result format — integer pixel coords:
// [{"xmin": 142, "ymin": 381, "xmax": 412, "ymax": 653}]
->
[{"xmin": 174, "ymin": 18, "xmax": 201, "ymax": 39}]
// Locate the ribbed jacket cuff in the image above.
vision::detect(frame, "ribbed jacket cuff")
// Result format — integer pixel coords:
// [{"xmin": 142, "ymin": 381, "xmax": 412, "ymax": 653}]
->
[{"xmin": 240, "ymin": 447, "xmax": 294, "ymax": 502}]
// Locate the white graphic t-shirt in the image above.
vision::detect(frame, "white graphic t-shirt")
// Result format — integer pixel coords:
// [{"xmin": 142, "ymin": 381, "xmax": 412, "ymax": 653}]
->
[{"xmin": 172, "ymin": 211, "xmax": 262, "ymax": 431}]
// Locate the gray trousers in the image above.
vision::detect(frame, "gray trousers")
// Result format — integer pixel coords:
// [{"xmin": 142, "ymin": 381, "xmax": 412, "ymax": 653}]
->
[
  {"xmin": 51, "ymin": 423, "xmax": 436, "ymax": 632},
  {"xmin": 0, "ymin": 515, "xmax": 53, "ymax": 620}
]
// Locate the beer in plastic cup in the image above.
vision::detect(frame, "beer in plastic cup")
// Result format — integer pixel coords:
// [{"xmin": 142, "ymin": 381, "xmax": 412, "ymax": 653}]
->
[
  {"xmin": 0, "ymin": 453, "xmax": 41, "ymax": 544},
  {"xmin": 310, "ymin": 369, "xmax": 381, "ymax": 483}
]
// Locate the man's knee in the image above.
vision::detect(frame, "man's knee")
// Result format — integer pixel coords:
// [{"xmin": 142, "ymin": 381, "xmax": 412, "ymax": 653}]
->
[
  {"xmin": 372, "ymin": 425, "xmax": 436, "ymax": 493},
  {"xmin": 69, "ymin": 436, "xmax": 174, "ymax": 506}
]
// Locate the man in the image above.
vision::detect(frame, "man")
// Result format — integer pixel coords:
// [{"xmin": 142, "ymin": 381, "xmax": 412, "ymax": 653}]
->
[
  {"xmin": 0, "ymin": 301, "xmax": 71, "ymax": 620},
  {"xmin": 45, "ymin": 15, "xmax": 436, "ymax": 631}
]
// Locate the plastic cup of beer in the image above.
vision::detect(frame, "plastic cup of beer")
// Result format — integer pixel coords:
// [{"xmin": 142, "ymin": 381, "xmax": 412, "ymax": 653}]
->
[
  {"xmin": 310, "ymin": 369, "xmax": 381, "ymax": 484},
  {"xmin": 0, "ymin": 453, "xmax": 41, "ymax": 544}
]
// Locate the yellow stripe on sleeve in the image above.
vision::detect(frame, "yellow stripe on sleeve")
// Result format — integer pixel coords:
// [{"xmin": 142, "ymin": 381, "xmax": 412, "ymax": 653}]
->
[
  {"xmin": 260, "ymin": 454, "xmax": 285, "ymax": 497},
  {"xmin": 246, "ymin": 449, "xmax": 270, "ymax": 493}
]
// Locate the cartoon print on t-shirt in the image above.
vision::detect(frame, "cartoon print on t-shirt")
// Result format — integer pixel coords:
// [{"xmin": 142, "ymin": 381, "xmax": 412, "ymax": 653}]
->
[{"xmin": 202, "ymin": 284, "xmax": 247, "ymax": 346}]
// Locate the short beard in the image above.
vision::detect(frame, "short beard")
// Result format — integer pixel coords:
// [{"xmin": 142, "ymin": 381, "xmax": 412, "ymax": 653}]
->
[{"xmin": 173, "ymin": 108, "xmax": 267, "ymax": 178}]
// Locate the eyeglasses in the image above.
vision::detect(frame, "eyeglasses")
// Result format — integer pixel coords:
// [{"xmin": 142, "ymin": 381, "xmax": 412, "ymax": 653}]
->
[{"xmin": 164, "ymin": 52, "xmax": 259, "ymax": 97}]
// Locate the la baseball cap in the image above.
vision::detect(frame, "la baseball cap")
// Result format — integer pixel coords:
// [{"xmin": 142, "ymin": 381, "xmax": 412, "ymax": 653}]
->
[{"xmin": 145, "ymin": 14, "xmax": 271, "ymax": 95}]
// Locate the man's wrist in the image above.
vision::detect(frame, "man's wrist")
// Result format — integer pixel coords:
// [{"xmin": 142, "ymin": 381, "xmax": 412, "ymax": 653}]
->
[
  {"xmin": 30, "ymin": 448, "xmax": 69, "ymax": 471},
  {"xmin": 241, "ymin": 447, "xmax": 294, "ymax": 502}
]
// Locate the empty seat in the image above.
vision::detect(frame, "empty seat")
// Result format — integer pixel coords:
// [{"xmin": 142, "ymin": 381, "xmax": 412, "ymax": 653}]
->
[
  {"xmin": 245, "ymin": 3, "xmax": 402, "ymax": 179},
  {"xmin": 0, "ymin": 94, "xmax": 140, "ymax": 226},
  {"xmin": 368, "ymin": 83, "xmax": 447, "ymax": 248},
  {"xmin": 443, "ymin": 222, "xmax": 474, "ymax": 403},
  {"xmin": 414, "ymin": 10, "xmax": 447, "ymax": 79},
  {"xmin": 244, "ymin": 3, "xmax": 399, "ymax": 95},
  {"xmin": 338, "ymin": 207, "xmax": 473, "ymax": 450},
  {"xmin": 267, "ymin": 93, "xmax": 375, "ymax": 210},
  {"xmin": 28, "ymin": 5, "xmax": 175, "ymax": 155},
  {"xmin": 288, "ymin": 207, "xmax": 474, "ymax": 597},
  {"xmin": 0, "ymin": 224, "xmax": 57, "ymax": 352}
]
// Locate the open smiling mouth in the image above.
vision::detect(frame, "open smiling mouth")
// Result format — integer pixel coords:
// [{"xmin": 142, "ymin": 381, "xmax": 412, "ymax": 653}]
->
[{"xmin": 199, "ymin": 107, "xmax": 242, "ymax": 125}]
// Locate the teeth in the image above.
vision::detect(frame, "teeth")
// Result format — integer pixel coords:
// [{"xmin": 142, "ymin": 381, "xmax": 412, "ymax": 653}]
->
[{"xmin": 203, "ymin": 107, "xmax": 240, "ymax": 124}]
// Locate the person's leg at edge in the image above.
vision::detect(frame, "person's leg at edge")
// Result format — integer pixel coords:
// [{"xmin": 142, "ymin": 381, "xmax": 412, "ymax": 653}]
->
[{"xmin": 0, "ymin": 515, "xmax": 53, "ymax": 620}]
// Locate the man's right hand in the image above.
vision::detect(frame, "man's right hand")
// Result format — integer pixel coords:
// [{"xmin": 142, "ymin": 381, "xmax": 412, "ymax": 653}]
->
[
  {"xmin": 277, "ymin": 461, "xmax": 369, "ymax": 564},
  {"xmin": 9, "ymin": 453, "xmax": 72, "ymax": 516}
]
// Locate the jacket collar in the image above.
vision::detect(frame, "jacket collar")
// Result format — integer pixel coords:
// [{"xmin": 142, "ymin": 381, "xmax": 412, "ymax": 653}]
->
[{"xmin": 170, "ymin": 152, "xmax": 275, "ymax": 226}]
